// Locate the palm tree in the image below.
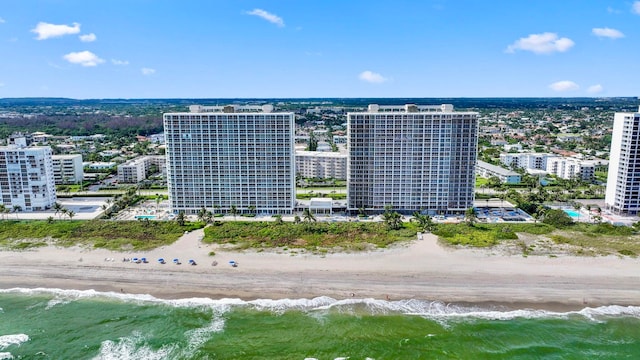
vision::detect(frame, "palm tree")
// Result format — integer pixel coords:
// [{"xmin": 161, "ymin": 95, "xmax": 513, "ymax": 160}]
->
[
  {"xmin": 47, "ymin": 216, "xmax": 54, "ymax": 224},
  {"xmin": 0, "ymin": 204, "xmax": 6, "ymax": 220},
  {"xmin": 411, "ymin": 211, "xmax": 435, "ymax": 233},
  {"xmin": 382, "ymin": 205, "xmax": 403, "ymax": 230},
  {"xmin": 465, "ymin": 207, "xmax": 477, "ymax": 227},
  {"xmin": 274, "ymin": 214, "xmax": 284, "ymax": 225},
  {"xmin": 12, "ymin": 205, "xmax": 21, "ymax": 219},
  {"xmin": 67, "ymin": 210, "xmax": 75, "ymax": 220},
  {"xmin": 248, "ymin": 205, "xmax": 256, "ymax": 216},
  {"xmin": 229, "ymin": 205, "xmax": 238, "ymax": 219},
  {"xmin": 302, "ymin": 208, "xmax": 316, "ymax": 222},
  {"xmin": 176, "ymin": 211, "xmax": 186, "ymax": 226},
  {"xmin": 294, "ymin": 215, "xmax": 301, "ymax": 224},
  {"xmin": 53, "ymin": 202, "xmax": 63, "ymax": 218},
  {"xmin": 197, "ymin": 207, "xmax": 207, "ymax": 222},
  {"xmin": 155, "ymin": 194, "xmax": 162, "ymax": 211},
  {"xmin": 61, "ymin": 208, "xmax": 69, "ymax": 220}
]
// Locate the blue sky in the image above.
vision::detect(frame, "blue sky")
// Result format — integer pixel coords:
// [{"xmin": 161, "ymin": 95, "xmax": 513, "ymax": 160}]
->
[{"xmin": 0, "ymin": 0, "xmax": 639, "ymax": 98}]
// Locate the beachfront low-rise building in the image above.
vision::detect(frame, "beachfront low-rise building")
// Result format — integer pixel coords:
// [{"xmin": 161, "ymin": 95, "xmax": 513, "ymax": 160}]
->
[
  {"xmin": 347, "ymin": 104, "xmax": 478, "ymax": 214},
  {"xmin": 545, "ymin": 157, "xmax": 595, "ymax": 181},
  {"xmin": 117, "ymin": 155, "xmax": 166, "ymax": 183},
  {"xmin": 164, "ymin": 104, "xmax": 295, "ymax": 215},
  {"xmin": 500, "ymin": 152, "xmax": 551, "ymax": 171},
  {"xmin": 295, "ymin": 151, "xmax": 347, "ymax": 180},
  {"xmin": 0, "ymin": 145, "xmax": 57, "ymax": 211},
  {"xmin": 476, "ymin": 160, "xmax": 521, "ymax": 184},
  {"xmin": 52, "ymin": 154, "xmax": 84, "ymax": 184}
]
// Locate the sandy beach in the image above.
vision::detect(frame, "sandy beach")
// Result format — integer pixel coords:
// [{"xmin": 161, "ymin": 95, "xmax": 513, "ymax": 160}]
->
[{"xmin": 1, "ymin": 229, "xmax": 639, "ymax": 309}]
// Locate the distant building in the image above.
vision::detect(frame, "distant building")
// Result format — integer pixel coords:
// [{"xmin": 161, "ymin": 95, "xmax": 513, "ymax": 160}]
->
[
  {"xmin": 7, "ymin": 133, "xmax": 33, "ymax": 147},
  {"xmin": 476, "ymin": 160, "xmax": 521, "ymax": 184},
  {"xmin": 295, "ymin": 151, "xmax": 347, "ymax": 180},
  {"xmin": 605, "ymin": 109, "xmax": 640, "ymax": 215},
  {"xmin": 84, "ymin": 162, "xmax": 116, "ymax": 170},
  {"xmin": 0, "ymin": 145, "xmax": 56, "ymax": 211},
  {"xmin": 347, "ymin": 104, "xmax": 478, "ymax": 214},
  {"xmin": 117, "ymin": 155, "xmax": 166, "ymax": 183},
  {"xmin": 164, "ymin": 104, "xmax": 295, "ymax": 214},
  {"xmin": 52, "ymin": 154, "xmax": 84, "ymax": 184},
  {"xmin": 500, "ymin": 152, "xmax": 551, "ymax": 171},
  {"xmin": 546, "ymin": 157, "xmax": 595, "ymax": 181}
]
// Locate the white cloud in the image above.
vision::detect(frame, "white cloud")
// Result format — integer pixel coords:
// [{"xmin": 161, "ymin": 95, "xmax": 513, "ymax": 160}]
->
[
  {"xmin": 592, "ymin": 27, "xmax": 624, "ymax": 39},
  {"xmin": 246, "ymin": 9, "xmax": 285, "ymax": 27},
  {"xmin": 633, "ymin": 1, "xmax": 640, "ymax": 15},
  {"xmin": 607, "ymin": 6, "xmax": 621, "ymax": 14},
  {"xmin": 359, "ymin": 70, "xmax": 388, "ymax": 84},
  {"xmin": 506, "ymin": 32, "xmax": 574, "ymax": 54},
  {"xmin": 31, "ymin": 22, "xmax": 81, "ymax": 40},
  {"xmin": 0, "ymin": 17, "xmax": 5, "ymax": 23},
  {"xmin": 79, "ymin": 33, "xmax": 96, "ymax": 42},
  {"xmin": 111, "ymin": 59, "xmax": 129, "ymax": 66},
  {"xmin": 587, "ymin": 84, "xmax": 604, "ymax": 94},
  {"xmin": 549, "ymin": 80, "xmax": 579, "ymax": 92},
  {"xmin": 141, "ymin": 67, "xmax": 156, "ymax": 75},
  {"xmin": 63, "ymin": 51, "xmax": 104, "ymax": 67}
]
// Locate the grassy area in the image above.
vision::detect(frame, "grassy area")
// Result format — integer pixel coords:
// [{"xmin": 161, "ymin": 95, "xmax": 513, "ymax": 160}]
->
[
  {"xmin": 0, "ymin": 220, "xmax": 203, "ymax": 251},
  {"xmin": 435, "ymin": 222, "xmax": 640, "ymax": 257},
  {"xmin": 202, "ymin": 221, "xmax": 418, "ymax": 253},
  {"xmin": 475, "ymin": 177, "xmax": 488, "ymax": 187},
  {"xmin": 548, "ymin": 223, "xmax": 640, "ymax": 256},
  {"xmin": 433, "ymin": 223, "xmax": 555, "ymax": 247}
]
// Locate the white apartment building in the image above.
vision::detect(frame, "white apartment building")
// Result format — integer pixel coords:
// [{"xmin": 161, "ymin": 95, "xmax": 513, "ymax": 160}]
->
[
  {"xmin": 52, "ymin": 154, "xmax": 84, "ymax": 184},
  {"xmin": 117, "ymin": 155, "xmax": 166, "ymax": 183},
  {"xmin": 500, "ymin": 152, "xmax": 551, "ymax": 171},
  {"xmin": 295, "ymin": 151, "xmax": 347, "ymax": 180},
  {"xmin": 164, "ymin": 105, "xmax": 295, "ymax": 214},
  {"xmin": 476, "ymin": 160, "xmax": 521, "ymax": 184},
  {"xmin": 347, "ymin": 104, "xmax": 478, "ymax": 214},
  {"xmin": 546, "ymin": 157, "xmax": 595, "ymax": 181},
  {"xmin": 0, "ymin": 145, "xmax": 56, "ymax": 211},
  {"xmin": 605, "ymin": 109, "xmax": 640, "ymax": 215}
]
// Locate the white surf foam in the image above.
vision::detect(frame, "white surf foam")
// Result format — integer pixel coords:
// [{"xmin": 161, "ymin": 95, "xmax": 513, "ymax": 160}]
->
[
  {"xmin": 0, "ymin": 352, "xmax": 13, "ymax": 360},
  {"xmin": 92, "ymin": 332, "xmax": 176, "ymax": 360},
  {"xmin": 0, "ymin": 334, "xmax": 29, "ymax": 350},
  {"xmin": 4, "ymin": 288, "xmax": 640, "ymax": 322}
]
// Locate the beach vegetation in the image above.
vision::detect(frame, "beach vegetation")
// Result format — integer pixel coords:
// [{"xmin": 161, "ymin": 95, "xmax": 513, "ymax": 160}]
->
[
  {"xmin": 0, "ymin": 220, "xmax": 203, "ymax": 251},
  {"xmin": 202, "ymin": 221, "xmax": 416, "ymax": 252},
  {"xmin": 382, "ymin": 206, "xmax": 403, "ymax": 230},
  {"xmin": 542, "ymin": 209, "xmax": 574, "ymax": 228}
]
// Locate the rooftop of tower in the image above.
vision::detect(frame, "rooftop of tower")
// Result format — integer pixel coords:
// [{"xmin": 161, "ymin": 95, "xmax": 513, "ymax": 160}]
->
[
  {"xmin": 188, "ymin": 104, "xmax": 277, "ymax": 113},
  {"xmin": 364, "ymin": 104, "xmax": 455, "ymax": 113}
]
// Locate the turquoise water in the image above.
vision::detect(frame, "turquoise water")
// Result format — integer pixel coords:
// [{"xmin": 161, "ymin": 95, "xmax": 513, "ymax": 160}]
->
[
  {"xmin": 2, "ymin": 288, "xmax": 640, "ymax": 359},
  {"xmin": 135, "ymin": 215, "xmax": 157, "ymax": 220},
  {"xmin": 563, "ymin": 209, "xmax": 581, "ymax": 218}
]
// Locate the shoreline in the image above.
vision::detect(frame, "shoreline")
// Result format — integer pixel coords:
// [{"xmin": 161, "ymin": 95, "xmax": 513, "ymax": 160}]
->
[{"xmin": 1, "ymin": 229, "xmax": 640, "ymax": 310}]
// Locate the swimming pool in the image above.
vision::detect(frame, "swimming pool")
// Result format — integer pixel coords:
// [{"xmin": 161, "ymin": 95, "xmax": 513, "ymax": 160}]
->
[
  {"xmin": 563, "ymin": 209, "xmax": 581, "ymax": 218},
  {"xmin": 135, "ymin": 214, "xmax": 156, "ymax": 220}
]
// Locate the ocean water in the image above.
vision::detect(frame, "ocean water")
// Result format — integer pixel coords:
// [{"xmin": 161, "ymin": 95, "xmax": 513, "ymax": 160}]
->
[{"xmin": 1, "ymin": 289, "xmax": 640, "ymax": 359}]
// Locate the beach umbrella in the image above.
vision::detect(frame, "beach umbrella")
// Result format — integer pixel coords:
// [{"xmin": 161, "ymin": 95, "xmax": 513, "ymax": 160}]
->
[
  {"xmin": 132, "ymin": 257, "xmax": 139, "ymax": 263},
  {"xmin": 188, "ymin": 259, "xmax": 196, "ymax": 265},
  {"xmin": 173, "ymin": 258, "xmax": 179, "ymax": 263},
  {"xmin": 141, "ymin": 257, "xmax": 147, "ymax": 263},
  {"xmin": 157, "ymin": 258, "xmax": 165, "ymax": 264},
  {"xmin": 229, "ymin": 260, "xmax": 237, "ymax": 267}
]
